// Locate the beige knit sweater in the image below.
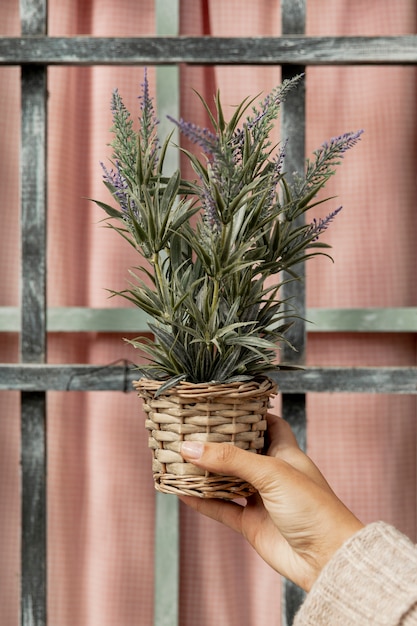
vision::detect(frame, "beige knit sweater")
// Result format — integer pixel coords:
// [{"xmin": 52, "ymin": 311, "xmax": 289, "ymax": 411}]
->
[{"xmin": 294, "ymin": 522, "xmax": 417, "ymax": 625}]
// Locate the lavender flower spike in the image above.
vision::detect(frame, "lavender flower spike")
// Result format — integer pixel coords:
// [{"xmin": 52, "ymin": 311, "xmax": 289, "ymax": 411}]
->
[
  {"xmin": 137, "ymin": 68, "xmax": 160, "ymax": 153},
  {"xmin": 322, "ymin": 129, "xmax": 364, "ymax": 155},
  {"xmin": 138, "ymin": 68, "xmax": 151, "ymax": 111},
  {"xmin": 101, "ymin": 161, "xmax": 131, "ymax": 214},
  {"xmin": 111, "ymin": 88, "xmax": 130, "ymax": 125},
  {"xmin": 167, "ymin": 115, "xmax": 219, "ymax": 155},
  {"xmin": 308, "ymin": 206, "xmax": 343, "ymax": 241}
]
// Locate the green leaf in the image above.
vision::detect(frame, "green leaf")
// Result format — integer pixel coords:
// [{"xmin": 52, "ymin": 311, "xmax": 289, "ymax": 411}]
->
[
  {"xmin": 91, "ymin": 199, "xmax": 123, "ymax": 219},
  {"xmin": 154, "ymin": 374, "xmax": 187, "ymax": 397}
]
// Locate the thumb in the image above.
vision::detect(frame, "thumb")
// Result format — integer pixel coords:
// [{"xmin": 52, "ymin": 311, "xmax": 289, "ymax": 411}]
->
[{"xmin": 181, "ymin": 441, "xmax": 275, "ymax": 490}]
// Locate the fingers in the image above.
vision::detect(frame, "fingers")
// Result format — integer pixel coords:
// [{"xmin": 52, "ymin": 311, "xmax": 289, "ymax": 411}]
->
[
  {"xmin": 179, "ymin": 413, "xmax": 297, "ymax": 481},
  {"xmin": 178, "ymin": 495, "xmax": 245, "ymax": 535},
  {"xmin": 180, "ymin": 415, "xmax": 331, "ymax": 495},
  {"xmin": 180, "ymin": 439, "xmax": 308, "ymax": 502},
  {"xmin": 181, "ymin": 440, "xmax": 275, "ymax": 491},
  {"xmin": 266, "ymin": 413, "xmax": 332, "ymax": 491},
  {"xmin": 266, "ymin": 413, "xmax": 299, "ymax": 457}
]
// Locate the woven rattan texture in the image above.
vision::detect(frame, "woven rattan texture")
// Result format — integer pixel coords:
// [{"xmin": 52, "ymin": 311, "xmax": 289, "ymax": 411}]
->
[{"xmin": 134, "ymin": 377, "xmax": 277, "ymax": 499}]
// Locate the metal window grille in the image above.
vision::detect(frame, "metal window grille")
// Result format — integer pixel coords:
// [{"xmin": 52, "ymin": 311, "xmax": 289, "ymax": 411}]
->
[{"xmin": 1, "ymin": 1, "xmax": 417, "ymax": 624}]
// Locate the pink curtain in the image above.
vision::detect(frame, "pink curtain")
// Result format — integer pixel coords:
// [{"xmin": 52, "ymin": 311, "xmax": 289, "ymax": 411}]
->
[{"xmin": 0, "ymin": 1, "xmax": 416, "ymax": 624}]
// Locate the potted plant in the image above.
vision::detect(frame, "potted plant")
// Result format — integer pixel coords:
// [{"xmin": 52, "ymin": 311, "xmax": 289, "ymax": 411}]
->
[{"xmin": 95, "ymin": 70, "xmax": 362, "ymax": 499}]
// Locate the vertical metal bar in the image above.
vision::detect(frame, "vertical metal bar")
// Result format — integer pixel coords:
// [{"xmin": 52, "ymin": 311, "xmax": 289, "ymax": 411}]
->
[
  {"xmin": 154, "ymin": 3, "xmax": 180, "ymax": 626},
  {"xmin": 280, "ymin": 0, "xmax": 307, "ymax": 623},
  {"xmin": 20, "ymin": 65, "xmax": 48, "ymax": 364},
  {"xmin": 20, "ymin": 65, "xmax": 48, "ymax": 626},
  {"xmin": 281, "ymin": 0, "xmax": 306, "ymax": 372},
  {"xmin": 20, "ymin": 0, "xmax": 47, "ymax": 36},
  {"xmin": 21, "ymin": 392, "xmax": 47, "ymax": 626},
  {"xmin": 19, "ymin": 1, "xmax": 48, "ymax": 625}
]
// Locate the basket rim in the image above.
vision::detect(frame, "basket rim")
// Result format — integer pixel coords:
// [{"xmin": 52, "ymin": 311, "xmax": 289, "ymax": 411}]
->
[{"xmin": 133, "ymin": 375, "xmax": 277, "ymax": 399}]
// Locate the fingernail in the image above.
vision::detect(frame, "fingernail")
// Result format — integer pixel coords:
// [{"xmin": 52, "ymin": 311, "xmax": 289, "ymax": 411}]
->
[{"xmin": 181, "ymin": 441, "xmax": 204, "ymax": 460}]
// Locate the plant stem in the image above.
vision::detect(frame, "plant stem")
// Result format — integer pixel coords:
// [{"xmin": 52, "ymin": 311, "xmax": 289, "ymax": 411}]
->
[
  {"xmin": 152, "ymin": 252, "xmax": 168, "ymax": 316},
  {"xmin": 210, "ymin": 278, "xmax": 219, "ymax": 323}
]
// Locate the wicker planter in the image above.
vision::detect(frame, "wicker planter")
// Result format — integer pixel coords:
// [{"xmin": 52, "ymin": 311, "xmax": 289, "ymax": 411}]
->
[{"xmin": 133, "ymin": 376, "xmax": 277, "ymax": 500}]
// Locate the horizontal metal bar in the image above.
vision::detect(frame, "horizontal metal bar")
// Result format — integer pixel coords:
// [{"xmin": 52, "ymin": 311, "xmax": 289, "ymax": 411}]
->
[
  {"xmin": 1, "ymin": 36, "xmax": 417, "ymax": 66},
  {"xmin": 0, "ymin": 364, "xmax": 416, "ymax": 393},
  {"xmin": 2, "ymin": 307, "xmax": 417, "ymax": 333}
]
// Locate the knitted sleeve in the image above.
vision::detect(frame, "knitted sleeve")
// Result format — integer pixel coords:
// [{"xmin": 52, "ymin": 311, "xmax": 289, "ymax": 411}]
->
[{"xmin": 294, "ymin": 521, "xmax": 417, "ymax": 625}]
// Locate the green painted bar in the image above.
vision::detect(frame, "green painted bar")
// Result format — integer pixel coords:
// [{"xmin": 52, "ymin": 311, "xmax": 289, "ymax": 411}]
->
[
  {"xmin": 1, "ymin": 307, "xmax": 416, "ymax": 333},
  {"xmin": 306, "ymin": 308, "xmax": 417, "ymax": 332},
  {"xmin": 153, "ymin": 493, "xmax": 179, "ymax": 626}
]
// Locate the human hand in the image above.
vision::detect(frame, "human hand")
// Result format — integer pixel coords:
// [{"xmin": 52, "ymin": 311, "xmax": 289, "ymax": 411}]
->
[{"xmin": 179, "ymin": 414, "xmax": 363, "ymax": 591}]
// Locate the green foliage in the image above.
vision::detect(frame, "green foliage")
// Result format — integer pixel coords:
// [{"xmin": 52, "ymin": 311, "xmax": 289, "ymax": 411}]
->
[{"xmin": 96, "ymin": 71, "xmax": 362, "ymax": 385}]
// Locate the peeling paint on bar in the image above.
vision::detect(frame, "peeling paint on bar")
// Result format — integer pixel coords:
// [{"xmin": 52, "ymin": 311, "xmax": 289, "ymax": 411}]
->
[
  {"xmin": 20, "ymin": 2, "xmax": 48, "ymax": 624},
  {"xmin": 1, "ymin": 36, "xmax": 417, "ymax": 66},
  {"xmin": 281, "ymin": 1, "xmax": 307, "ymax": 621},
  {"xmin": 0, "ymin": 364, "xmax": 416, "ymax": 393}
]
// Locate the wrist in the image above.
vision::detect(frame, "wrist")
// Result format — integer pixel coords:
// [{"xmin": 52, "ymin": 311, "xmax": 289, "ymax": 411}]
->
[{"xmin": 303, "ymin": 516, "xmax": 365, "ymax": 592}]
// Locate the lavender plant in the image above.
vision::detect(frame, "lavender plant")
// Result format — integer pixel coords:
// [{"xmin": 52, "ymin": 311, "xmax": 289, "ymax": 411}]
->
[{"xmin": 96, "ymin": 71, "xmax": 362, "ymax": 389}]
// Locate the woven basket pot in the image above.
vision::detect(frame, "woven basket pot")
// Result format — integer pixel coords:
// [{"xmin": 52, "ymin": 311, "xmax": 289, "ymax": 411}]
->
[{"xmin": 133, "ymin": 376, "xmax": 277, "ymax": 500}]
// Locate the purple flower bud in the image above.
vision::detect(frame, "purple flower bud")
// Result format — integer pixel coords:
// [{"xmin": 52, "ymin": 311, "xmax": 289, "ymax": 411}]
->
[
  {"xmin": 308, "ymin": 206, "xmax": 343, "ymax": 241},
  {"xmin": 321, "ymin": 129, "xmax": 364, "ymax": 154},
  {"xmin": 101, "ymin": 161, "xmax": 136, "ymax": 214},
  {"xmin": 167, "ymin": 115, "xmax": 219, "ymax": 155}
]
